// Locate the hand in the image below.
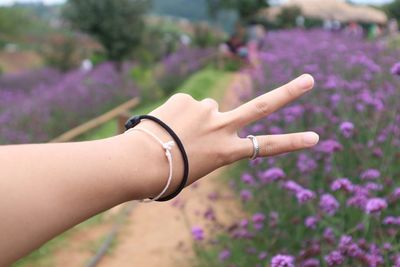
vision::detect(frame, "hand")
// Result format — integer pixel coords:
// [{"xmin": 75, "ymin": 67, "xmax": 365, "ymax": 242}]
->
[{"xmin": 134, "ymin": 74, "xmax": 319, "ymax": 191}]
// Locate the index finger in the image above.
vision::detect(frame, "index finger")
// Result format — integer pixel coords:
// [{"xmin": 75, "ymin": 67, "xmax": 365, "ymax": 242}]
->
[{"xmin": 225, "ymin": 74, "xmax": 314, "ymax": 128}]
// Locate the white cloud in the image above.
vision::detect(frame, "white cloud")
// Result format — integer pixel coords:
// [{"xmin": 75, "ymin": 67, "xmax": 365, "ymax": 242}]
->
[{"xmin": 0, "ymin": 0, "xmax": 66, "ymax": 5}]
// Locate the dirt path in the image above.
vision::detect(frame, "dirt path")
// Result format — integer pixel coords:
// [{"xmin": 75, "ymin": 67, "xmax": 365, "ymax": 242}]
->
[{"xmin": 50, "ymin": 72, "xmax": 251, "ymax": 267}]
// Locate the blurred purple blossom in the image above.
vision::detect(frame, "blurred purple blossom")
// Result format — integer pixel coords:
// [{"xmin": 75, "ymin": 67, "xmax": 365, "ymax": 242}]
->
[
  {"xmin": 390, "ymin": 62, "xmax": 400, "ymax": 76},
  {"xmin": 365, "ymin": 198, "xmax": 387, "ymax": 214},
  {"xmin": 324, "ymin": 250, "xmax": 344, "ymax": 266},
  {"xmin": 191, "ymin": 226, "xmax": 204, "ymax": 241},
  {"xmin": 360, "ymin": 169, "xmax": 381, "ymax": 180},
  {"xmin": 271, "ymin": 254, "xmax": 295, "ymax": 267},
  {"xmin": 339, "ymin": 121, "xmax": 354, "ymax": 138},
  {"xmin": 331, "ymin": 178, "xmax": 354, "ymax": 192},
  {"xmin": 320, "ymin": 194, "xmax": 340, "ymax": 216}
]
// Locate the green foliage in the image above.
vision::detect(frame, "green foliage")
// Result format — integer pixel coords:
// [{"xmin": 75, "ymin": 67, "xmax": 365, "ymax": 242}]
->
[
  {"xmin": 207, "ymin": 0, "xmax": 269, "ymax": 22},
  {"xmin": 0, "ymin": 7, "xmax": 33, "ymax": 38},
  {"xmin": 63, "ymin": 0, "xmax": 151, "ymax": 63},
  {"xmin": 276, "ymin": 6, "xmax": 302, "ymax": 29},
  {"xmin": 193, "ymin": 23, "xmax": 224, "ymax": 48},
  {"xmin": 135, "ymin": 26, "xmax": 179, "ymax": 66},
  {"xmin": 384, "ymin": 0, "xmax": 400, "ymax": 23},
  {"xmin": 40, "ymin": 34, "xmax": 82, "ymax": 72}
]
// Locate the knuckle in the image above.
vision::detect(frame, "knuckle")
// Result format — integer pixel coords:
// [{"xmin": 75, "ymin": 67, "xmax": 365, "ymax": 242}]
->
[
  {"xmin": 265, "ymin": 137, "xmax": 277, "ymax": 155},
  {"xmin": 171, "ymin": 93, "xmax": 193, "ymax": 102},
  {"xmin": 290, "ymin": 137, "xmax": 300, "ymax": 150},
  {"xmin": 285, "ymin": 84, "xmax": 297, "ymax": 98},
  {"xmin": 203, "ymin": 98, "xmax": 218, "ymax": 105},
  {"xmin": 254, "ymin": 100, "xmax": 270, "ymax": 116}
]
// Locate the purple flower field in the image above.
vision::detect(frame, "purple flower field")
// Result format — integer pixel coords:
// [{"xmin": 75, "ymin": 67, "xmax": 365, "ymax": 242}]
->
[
  {"xmin": 195, "ymin": 30, "xmax": 400, "ymax": 266},
  {"xmin": 0, "ymin": 48, "xmax": 213, "ymax": 144},
  {"xmin": 0, "ymin": 63, "xmax": 138, "ymax": 144}
]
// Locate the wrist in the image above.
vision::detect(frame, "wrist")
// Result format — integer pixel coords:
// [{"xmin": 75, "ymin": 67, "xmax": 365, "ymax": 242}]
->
[{"xmin": 110, "ymin": 125, "xmax": 184, "ymax": 201}]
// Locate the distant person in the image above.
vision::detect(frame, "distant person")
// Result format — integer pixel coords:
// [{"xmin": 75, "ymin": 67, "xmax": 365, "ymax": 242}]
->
[
  {"xmin": 80, "ymin": 59, "xmax": 93, "ymax": 72},
  {"xmin": 224, "ymin": 32, "xmax": 248, "ymax": 59},
  {"xmin": 388, "ymin": 19, "xmax": 399, "ymax": 36},
  {"xmin": 345, "ymin": 22, "xmax": 363, "ymax": 37}
]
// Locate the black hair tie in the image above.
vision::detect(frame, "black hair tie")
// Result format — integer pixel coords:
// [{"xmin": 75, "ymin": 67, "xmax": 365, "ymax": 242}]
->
[{"xmin": 125, "ymin": 115, "xmax": 189, "ymax": 202}]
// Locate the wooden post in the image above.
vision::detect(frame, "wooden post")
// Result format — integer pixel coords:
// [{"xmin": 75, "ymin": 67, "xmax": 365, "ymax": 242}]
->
[
  {"xmin": 117, "ymin": 112, "xmax": 132, "ymax": 135},
  {"xmin": 50, "ymin": 98, "xmax": 140, "ymax": 143}
]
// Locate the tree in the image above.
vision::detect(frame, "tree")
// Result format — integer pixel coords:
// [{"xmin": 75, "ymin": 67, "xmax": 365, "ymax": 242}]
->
[
  {"xmin": 277, "ymin": 6, "xmax": 302, "ymax": 29},
  {"xmin": 384, "ymin": 0, "xmax": 400, "ymax": 24},
  {"xmin": 207, "ymin": 0, "xmax": 269, "ymax": 23},
  {"xmin": 0, "ymin": 7, "xmax": 33, "ymax": 38},
  {"xmin": 63, "ymin": 0, "xmax": 151, "ymax": 67}
]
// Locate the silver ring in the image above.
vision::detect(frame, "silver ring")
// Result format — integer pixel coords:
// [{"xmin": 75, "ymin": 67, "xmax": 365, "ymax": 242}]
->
[{"xmin": 247, "ymin": 135, "xmax": 260, "ymax": 160}]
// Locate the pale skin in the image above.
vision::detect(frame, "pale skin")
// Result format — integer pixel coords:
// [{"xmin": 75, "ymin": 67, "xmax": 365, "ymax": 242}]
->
[{"xmin": 0, "ymin": 74, "xmax": 319, "ymax": 265}]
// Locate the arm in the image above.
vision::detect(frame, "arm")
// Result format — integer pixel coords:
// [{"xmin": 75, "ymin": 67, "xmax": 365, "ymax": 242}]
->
[{"xmin": 0, "ymin": 74, "xmax": 319, "ymax": 265}]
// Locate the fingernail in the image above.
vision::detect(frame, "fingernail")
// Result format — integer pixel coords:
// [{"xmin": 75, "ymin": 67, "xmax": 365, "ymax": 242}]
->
[
  {"xmin": 298, "ymin": 74, "xmax": 314, "ymax": 90},
  {"xmin": 303, "ymin": 132, "xmax": 319, "ymax": 146}
]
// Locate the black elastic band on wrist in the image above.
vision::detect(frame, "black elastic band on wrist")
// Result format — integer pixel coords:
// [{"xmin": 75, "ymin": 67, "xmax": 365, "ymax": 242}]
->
[{"xmin": 125, "ymin": 115, "xmax": 189, "ymax": 202}]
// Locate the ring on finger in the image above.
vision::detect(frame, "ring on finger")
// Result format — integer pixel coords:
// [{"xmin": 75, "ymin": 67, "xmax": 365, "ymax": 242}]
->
[{"xmin": 247, "ymin": 135, "xmax": 260, "ymax": 160}]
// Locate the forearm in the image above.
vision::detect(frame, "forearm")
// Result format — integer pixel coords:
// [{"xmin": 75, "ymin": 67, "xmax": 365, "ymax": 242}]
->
[
  {"xmin": 0, "ymin": 132, "xmax": 168, "ymax": 265},
  {"xmin": 0, "ymin": 74, "xmax": 317, "ymax": 265}
]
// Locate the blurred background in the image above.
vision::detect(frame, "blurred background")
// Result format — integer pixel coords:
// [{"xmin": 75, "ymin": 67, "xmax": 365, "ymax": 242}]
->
[{"xmin": 2, "ymin": 0, "xmax": 400, "ymax": 266}]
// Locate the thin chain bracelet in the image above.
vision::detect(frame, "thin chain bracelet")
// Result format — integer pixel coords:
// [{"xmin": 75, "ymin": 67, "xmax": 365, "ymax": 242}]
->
[{"xmin": 125, "ymin": 127, "xmax": 175, "ymax": 202}]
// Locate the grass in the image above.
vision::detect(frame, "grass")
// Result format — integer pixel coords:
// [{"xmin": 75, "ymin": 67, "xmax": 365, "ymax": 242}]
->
[
  {"xmin": 13, "ymin": 213, "xmax": 106, "ymax": 267},
  {"xmin": 13, "ymin": 67, "xmax": 234, "ymax": 267}
]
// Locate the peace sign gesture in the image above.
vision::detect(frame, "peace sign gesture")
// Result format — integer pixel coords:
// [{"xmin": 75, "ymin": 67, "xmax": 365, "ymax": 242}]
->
[{"xmin": 137, "ymin": 74, "xmax": 319, "ymax": 190}]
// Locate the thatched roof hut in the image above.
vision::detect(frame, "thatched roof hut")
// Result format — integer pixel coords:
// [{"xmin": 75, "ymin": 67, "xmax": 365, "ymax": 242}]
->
[{"xmin": 261, "ymin": 0, "xmax": 388, "ymax": 24}]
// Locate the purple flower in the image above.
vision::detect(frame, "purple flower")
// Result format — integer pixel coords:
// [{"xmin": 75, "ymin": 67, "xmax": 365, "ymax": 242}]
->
[
  {"xmin": 392, "ymin": 187, "xmax": 400, "ymax": 199},
  {"xmin": 360, "ymin": 169, "xmax": 380, "ymax": 180},
  {"xmin": 219, "ymin": 249, "xmax": 231, "ymax": 261},
  {"xmin": 271, "ymin": 254, "xmax": 295, "ymax": 267},
  {"xmin": 319, "ymin": 194, "xmax": 340, "ymax": 216},
  {"xmin": 305, "ymin": 216, "xmax": 318, "ymax": 229},
  {"xmin": 269, "ymin": 211, "xmax": 279, "ymax": 227},
  {"xmin": 301, "ymin": 258, "xmax": 320, "ymax": 267},
  {"xmin": 364, "ymin": 182, "xmax": 383, "ymax": 191},
  {"xmin": 191, "ymin": 226, "xmax": 204, "ymax": 241},
  {"xmin": 259, "ymin": 167, "xmax": 285, "ymax": 183},
  {"xmin": 338, "ymin": 235, "xmax": 353, "ymax": 253},
  {"xmin": 339, "ymin": 121, "xmax": 354, "ymax": 138},
  {"xmin": 383, "ymin": 242, "xmax": 392, "ymax": 251},
  {"xmin": 330, "ymin": 178, "xmax": 354, "ymax": 192},
  {"xmin": 383, "ymin": 216, "xmax": 400, "ymax": 225},
  {"xmin": 317, "ymin": 140, "xmax": 343, "ymax": 154},
  {"xmin": 252, "ymin": 213, "xmax": 266, "ymax": 223},
  {"xmin": 365, "ymin": 198, "xmax": 387, "ymax": 214},
  {"xmin": 323, "ymin": 227, "xmax": 336, "ymax": 242},
  {"xmin": 204, "ymin": 207, "xmax": 216, "ymax": 221},
  {"xmin": 347, "ymin": 194, "xmax": 369, "ymax": 209},
  {"xmin": 258, "ymin": 251, "xmax": 268, "ymax": 260},
  {"xmin": 252, "ymin": 212, "xmax": 266, "ymax": 230},
  {"xmin": 283, "ymin": 180, "xmax": 303, "ymax": 193},
  {"xmin": 240, "ymin": 189, "xmax": 253, "ymax": 202},
  {"xmin": 297, "ymin": 153, "xmax": 317, "ymax": 174},
  {"xmin": 391, "ymin": 62, "xmax": 400, "ymax": 76},
  {"xmin": 365, "ymin": 253, "xmax": 384, "ymax": 266},
  {"xmin": 324, "ymin": 250, "xmax": 344, "ymax": 266},
  {"xmin": 241, "ymin": 173, "xmax": 256, "ymax": 185},
  {"xmin": 296, "ymin": 189, "xmax": 316, "ymax": 204}
]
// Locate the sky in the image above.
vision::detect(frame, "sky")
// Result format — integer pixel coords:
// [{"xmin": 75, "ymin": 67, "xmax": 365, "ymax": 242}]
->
[{"xmin": 0, "ymin": 0, "xmax": 395, "ymax": 5}]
